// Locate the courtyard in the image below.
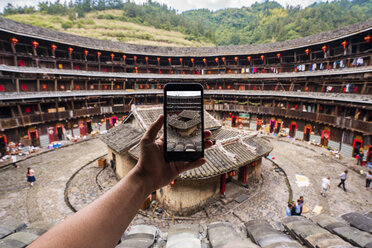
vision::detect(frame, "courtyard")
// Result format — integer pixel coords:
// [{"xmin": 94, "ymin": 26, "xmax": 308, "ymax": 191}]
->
[{"xmin": 0, "ymin": 134, "xmax": 370, "ymax": 232}]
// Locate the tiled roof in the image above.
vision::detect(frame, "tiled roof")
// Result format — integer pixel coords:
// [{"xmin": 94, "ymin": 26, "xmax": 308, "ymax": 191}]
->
[
  {"xmin": 168, "ymin": 117, "xmax": 201, "ymax": 130},
  {"xmin": 1, "ymin": 17, "xmax": 371, "ymax": 56},
  {"xmin": 128, "ymin": 134, "xmax": 273, "ymax": 179},
  {"xmin": 211, "ymin": 128, "xmax": 248, "ymax": 141},
  {"xmin": 100, "ymin": 124, "xmax": 144, "ymax": 154},
  {"xmin": 178, "ymin": 110, "xmax": 200, "ymax": 120},
  {"xmin": 132, "ymin": 105, "xmax": 221, "ymax": 130}
]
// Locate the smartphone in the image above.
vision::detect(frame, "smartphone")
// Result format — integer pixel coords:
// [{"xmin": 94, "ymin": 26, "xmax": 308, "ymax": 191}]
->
[{"xmin": 163, "ymin": 83, "xmax": 204, "ymax": 162}]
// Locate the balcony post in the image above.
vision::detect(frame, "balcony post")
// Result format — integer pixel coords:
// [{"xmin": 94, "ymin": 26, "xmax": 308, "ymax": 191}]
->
[
  {"xmin": 70, "ymin": 79, "xmax": 74, "ymax": 91},
  {"xmin": 85, "ymin": 80, "xmax": 88, "ymax": 90},
  {"xmin": 10, "ymin": 42, "xmax": 17, "ymax": 66},
  {"xmin": 38, "ymin": 103, "xmax": 44, "ymax": 122},
  {"xmin": 361, "ymin": 81, "xmax": 367, "ymax": 94},
  {"xmin": 36, "ymin": 79, "xmax": 40, "ymax": 92},
  {"xmin": 54, "ymin": 79, "xmax": 58, "ymax": 91},
  {"xmin": 16, "ymin": 78, "xmax": 20, "ymax": 93},
  {"xmin": 17, "ymin": 104, "xmax": 24, "ymax": 126}
]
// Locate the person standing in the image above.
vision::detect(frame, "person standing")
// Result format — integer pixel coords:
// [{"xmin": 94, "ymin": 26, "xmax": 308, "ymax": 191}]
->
[
  {"xmin": 366, "ymin": 171, "xmax": 372, "ymax": 190},
  {"xmin": 337, "ymin": 170, "xmax": 348, "ymax": 192},
  {"xmin": 286, "ymin": 203, "xmax": 292, "ymax": 216},
  {"xmin": 299, "ymin": 196, "xmax": 304, "ymax": 215},
  {"xmin": 357, "ymin": 149, "xmax": 364, "ymax": 165},
  {"xmin": 321, "ymin": 177, "xmax": 331, "ymax": 197},
  {"xmin": 295, "ymin": 199, "xmax": 302, "ymax": 215},
  {"xmin": 290, "ymin": 201, "xmax": 297, "ymax": 216},
  {"xmin": 27, "ymin": 167, "xmax": 36, "ymax": 186}
]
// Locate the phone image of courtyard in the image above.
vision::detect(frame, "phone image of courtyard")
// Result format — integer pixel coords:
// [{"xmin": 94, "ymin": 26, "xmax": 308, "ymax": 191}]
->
[{"xmin": 166, "ymin": 91, "xmax": 202, "ymax": 152}]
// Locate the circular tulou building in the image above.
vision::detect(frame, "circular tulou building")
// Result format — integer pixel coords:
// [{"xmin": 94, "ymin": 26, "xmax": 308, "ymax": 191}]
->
[{"xmin": 0, "ymin": 17, "xmax": 371, "ymax": 213}]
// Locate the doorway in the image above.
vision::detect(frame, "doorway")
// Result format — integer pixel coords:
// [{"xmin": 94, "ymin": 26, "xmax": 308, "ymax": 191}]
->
[
  {"xmin": 321, "ymin": 130, "xmax": 330, "ymax": 147},
  {"xmin": 352, "ymin": 139, "xmax": 363, "ymax": 157},
  {"xmin": 289, "ymin": 123, "xmax": 297, "ymax": 138},
  {"xmin": 29, "ymin": 130, "xmax": 39, "ymax": 147},
  {"xmin": 256, "ymin": 119, "xmax": 262, "ymax": 131},
  {"xmin": 87, "ymin": 121, "xmax": 92, "ymax": 134},
  {"xmin": 57, "ymin": 126, "xmax": 64, "ymax": 140},
  {"xmin": 304, "ymin": 126, "xmax": 312, "ymax": 141},
  {"xmin": 269, "ymin": 120, "xmax": 276, "ymax": 133},
  {"xmin": 231, "ymin": 116, "xmax": 238, "ymax": 127},
  {"xmin": 105, "ymin": 119, "xmax": 111, "ymax": 130},
  {"xmin": 0, "ymin": 135, "xmax": 7, "ymax": 156}
]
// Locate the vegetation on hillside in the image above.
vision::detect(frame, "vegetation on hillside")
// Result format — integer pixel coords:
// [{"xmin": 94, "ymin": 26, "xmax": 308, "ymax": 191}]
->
[{"xmin": 2, "ymin": 0, "xmax": 371, "ymax": 46}]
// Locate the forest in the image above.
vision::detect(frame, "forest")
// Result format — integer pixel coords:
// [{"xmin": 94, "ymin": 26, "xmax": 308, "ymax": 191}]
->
[{"xmin": 2, "ymin": 0, "xmax": 372, "ymax": 46}]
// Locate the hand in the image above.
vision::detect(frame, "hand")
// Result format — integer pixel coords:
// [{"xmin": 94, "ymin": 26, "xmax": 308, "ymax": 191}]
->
[{"xmin": 133, "ymin": 115, "xmax": 213, "ymax": 193}]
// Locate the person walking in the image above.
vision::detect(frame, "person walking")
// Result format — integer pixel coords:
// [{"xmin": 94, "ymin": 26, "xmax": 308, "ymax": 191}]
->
[
  {"xmin": 366, "ymin": 171, "xmax": 372, "ymax": 190},
  {"xmin": 337, "ymin": 170, "xmax": 348, "ymax": 192},
  {"xmin": 321, "ymin": 177, "xmax": 331, "ymax": 197},
  {"xmin": 27, "ymin": 167, "xmax": 36, "ymax": 186},
  {"xmin": 11, "ymin": 154, "xmax": 19, "ymax": 169}
]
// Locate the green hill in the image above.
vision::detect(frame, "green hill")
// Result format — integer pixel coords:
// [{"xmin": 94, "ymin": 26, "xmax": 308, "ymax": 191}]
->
[{"xmin": 2, "ymin": 0, "xmax": 372, "ymax": 47}]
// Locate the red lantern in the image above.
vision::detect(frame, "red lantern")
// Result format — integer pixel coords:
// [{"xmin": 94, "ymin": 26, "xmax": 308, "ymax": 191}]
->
[
  {"xmin": 32, "ymin": 41, "xmax": 39, "ymax": 49},
  {"xmin": 179, "ymin": 58, "xmax": 183, "ymax": 64},
  {"xmin": 133, "ymin": 56, "xmax": 137, "ymax": 62},
  {"xmin": 110, "ymin": 53, "xmax": 115, "ymax": 60},
  {"xmin": 156, "ymin": 57, "xmax": 160, "ymax": 63},
  {"xmin": 84, "ymin": 50, "xmax": 89, "ymax": 57},
  {"xmin": 305, "ymin": 49, "xmax": 310, "ymax": 55},
  {"xmin": 234, "ymin": 56, "xmax": 238, "ymax": 63},
  {"xmin": 203, "ymin": 58, "xmax": 207, "ymax": 64},
  {"xmin": 168, "ymin": 58, "xmax": 171, "ymax": 64},
  {"xmin": 276, "ymin": 53, "xmax": 281, "ymax": 59},
  {"xmin": 215, "ymin": 57, "xmax": 219, "ymax": 63},
  {"xmin": 253, "ymin": 86, "xmax": 257, "ymax": 90},
  {"xmin": 247, "ymin": 56, "xmax": 251, "ymax": 62},
  {"xmin": 68, "ymin": 47, "xmax": 73, "ymax": 55},
  {"xmin": 134, "ymin": 66, "xmax": 138, "ymax": 73},
  {"xmin": 222, "ymin": 57, "xmax": 226, "ymax": 62},
  {"xmin": 122, "ymin": 55, "xmax": 127, "ymax": 61},
  {"xmin": 170, "ymin": 180, "xmax": 176, "ymax": 186},
  {"xmin": 191, "ymin": 58, "xmax": 194, "ymax": 64},
  {"xmin": 365, "ymin": 35, "xmax": 371, "ymax": 43},
  {"xmin": 97, "ymin": 52, "xmax": 101, "ymax": 58},
  {"xmin": 10, "ymin": 37, "xmax": 18, "ymax": 46},
  {"xmin": 51, "ymin": 44, "xmax": 57, "ymax": 52},
  {"xmin": 42, "ymin": 84, "xmax": 47, "ymax": 90},
  {"xmin": 341, "ymin": 40, "xmax": 348, "ymax": 49},
  {"xmin": 322, "ymin": 45, "xmax": 327, "ymax": 53},
  {"xmin": 260, "ymin": 55, "xmax": 265, "ymax": 61}
]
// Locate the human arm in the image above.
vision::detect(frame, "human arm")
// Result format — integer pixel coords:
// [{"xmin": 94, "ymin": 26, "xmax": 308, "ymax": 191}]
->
[{"xmin": 29, "ymin": 115, "xmax": 212, "ymax": 248}]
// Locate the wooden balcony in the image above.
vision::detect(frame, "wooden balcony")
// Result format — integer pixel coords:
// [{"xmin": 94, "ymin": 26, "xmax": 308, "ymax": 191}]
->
[
  {"xmin": 207, "ymin": 104, "xmax": 372, "ymax": 134},
  {"xmin": 0, "ymin": 105, "xmax": 129, "ymax": 130}
]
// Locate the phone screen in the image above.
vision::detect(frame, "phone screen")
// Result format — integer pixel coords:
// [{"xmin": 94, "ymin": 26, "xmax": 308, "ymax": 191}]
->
[{"xmin": 164, "ymin": 83, "xmax": 204, "ymax": 162}]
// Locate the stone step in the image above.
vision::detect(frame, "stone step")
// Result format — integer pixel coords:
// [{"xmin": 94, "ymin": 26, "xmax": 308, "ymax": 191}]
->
[
  {"xmin": 341, "ymin": 212, "xmax": 372, "ymax": 234},
  {"xmin": 207, "ymin": 222, "xmax": 258, "ymax": 248}
]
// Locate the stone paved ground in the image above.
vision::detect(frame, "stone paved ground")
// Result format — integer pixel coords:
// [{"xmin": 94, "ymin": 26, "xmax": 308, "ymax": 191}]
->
[
  {"xmin": 267, "ymin": 136, "xmax": 372, "ymax": 218},
  {"xmin": 0, "ymin": 134, "xmax": 370, "ymax": 235},
  {"xmin": 0, "ymin": 139, "xmax": 107, "ymax": 224}
]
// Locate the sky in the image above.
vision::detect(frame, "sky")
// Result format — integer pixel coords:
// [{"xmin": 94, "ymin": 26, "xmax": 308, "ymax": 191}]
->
[{"xmin": 1, "ymin": 0, "xmax": 327, "ymax": 13}]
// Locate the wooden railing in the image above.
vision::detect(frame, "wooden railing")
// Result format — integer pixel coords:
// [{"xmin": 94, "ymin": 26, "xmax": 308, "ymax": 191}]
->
[
  {"xmin": 206, "ymin": 104, "xmax": 372, "ymax": 134},
  {"xmin": 0, "ymin": 106, "xmax": 129, "ymax": 129}
]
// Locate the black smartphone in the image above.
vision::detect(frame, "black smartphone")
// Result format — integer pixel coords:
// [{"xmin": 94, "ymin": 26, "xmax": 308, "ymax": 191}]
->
[{"xmin": 164, "ymin": 83, "xmax": 204, "ymax": 162}]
